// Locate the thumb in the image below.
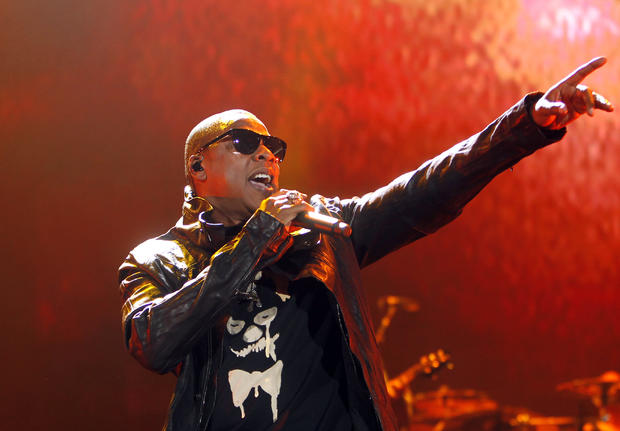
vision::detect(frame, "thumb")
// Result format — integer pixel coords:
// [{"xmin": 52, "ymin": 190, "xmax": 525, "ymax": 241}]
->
[
  {"xmin": 536, "ymin": 100, "xmax": 568, "ymax": 117},
  {"xmin": 532, "ymin": 99, "xmax": 568, "ymax": 127}
]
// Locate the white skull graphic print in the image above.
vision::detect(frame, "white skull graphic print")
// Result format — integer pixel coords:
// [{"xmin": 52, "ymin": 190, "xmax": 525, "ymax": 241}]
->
[{"xmin": 224, "ymin": 280, "xmax": 290, "ymax": 423}]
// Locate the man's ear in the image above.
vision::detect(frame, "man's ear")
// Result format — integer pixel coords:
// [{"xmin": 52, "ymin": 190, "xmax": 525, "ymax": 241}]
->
[{"xmin": 188, "ymin": 154, "xmax": 207, "ymax": 181}]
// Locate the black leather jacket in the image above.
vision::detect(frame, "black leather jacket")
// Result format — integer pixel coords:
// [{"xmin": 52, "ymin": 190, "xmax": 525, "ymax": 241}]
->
[{"xmin": 118, "ymin": 95, "xmax": 564, "ymax": 431}]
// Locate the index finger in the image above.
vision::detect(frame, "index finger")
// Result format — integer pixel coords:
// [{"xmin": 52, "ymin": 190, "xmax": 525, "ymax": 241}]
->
[
  {"xmin": 272, "ymin": 188, "xmax": 308, "ymax": 200},
  {"xmin": 562, "ymin": 56, "xmax": 607, "ymax": 86}
]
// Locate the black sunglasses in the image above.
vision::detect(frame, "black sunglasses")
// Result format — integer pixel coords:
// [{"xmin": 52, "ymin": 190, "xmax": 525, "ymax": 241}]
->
[{"xmin": 197, "ymin": 128, "xmax": 287, "ymax": 162}]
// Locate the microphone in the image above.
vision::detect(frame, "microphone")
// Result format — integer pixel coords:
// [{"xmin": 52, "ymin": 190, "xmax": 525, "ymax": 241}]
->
[{"xmin": 293, "ymin": 211, "xmax": 352, "ymax": 237}]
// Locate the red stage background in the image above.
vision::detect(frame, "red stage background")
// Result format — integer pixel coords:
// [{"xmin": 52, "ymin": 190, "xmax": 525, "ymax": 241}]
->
[{"xmin": 2, "ymin": 0, "xmax": 619, "ymax": 429}]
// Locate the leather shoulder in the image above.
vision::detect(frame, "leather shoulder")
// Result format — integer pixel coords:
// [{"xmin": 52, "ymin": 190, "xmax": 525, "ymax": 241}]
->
[{"xmin": 121, "ymin": 230, "xmax": 197, "ymax": 293}]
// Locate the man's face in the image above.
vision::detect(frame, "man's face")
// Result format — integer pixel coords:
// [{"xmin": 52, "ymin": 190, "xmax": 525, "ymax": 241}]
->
[{"xmin": 198, "ymin": 118, "xmax": 281, "ymax": 221}]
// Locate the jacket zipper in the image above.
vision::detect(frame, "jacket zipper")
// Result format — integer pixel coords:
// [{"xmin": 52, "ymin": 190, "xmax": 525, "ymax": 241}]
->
[
  {"xmin": 199, "ymin": 328, "xmax": 224, "ymax": 431},
  {"xmin": 335, "ymin": 301, "xmax": 385, "ymax": 431},
  {"xmin": 197, "ymin": 330, "xmax": 213, "ymax": 431}
]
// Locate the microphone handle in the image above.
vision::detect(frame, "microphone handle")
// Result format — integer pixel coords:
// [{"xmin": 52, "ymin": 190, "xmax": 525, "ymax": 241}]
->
[{"xmin": 293, "ymin": 211, "xmax": 352, "ymax": 237}]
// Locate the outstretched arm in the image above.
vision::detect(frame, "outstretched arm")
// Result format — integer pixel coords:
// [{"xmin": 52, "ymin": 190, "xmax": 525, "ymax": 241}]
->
[{"xmin": 341, "ymin": 58, "xmax": 613, "ymax": 267}]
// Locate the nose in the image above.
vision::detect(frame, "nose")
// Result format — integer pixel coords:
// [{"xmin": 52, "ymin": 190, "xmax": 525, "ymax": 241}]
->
[{"xmin": 252, "ymin": 142, "xmax": 278, "ymax": 163}]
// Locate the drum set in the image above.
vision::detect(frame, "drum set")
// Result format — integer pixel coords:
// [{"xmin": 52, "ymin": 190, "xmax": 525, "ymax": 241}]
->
[{"xmin": 376, "ymin": 296, "xmax": 620, "ymax": 431}]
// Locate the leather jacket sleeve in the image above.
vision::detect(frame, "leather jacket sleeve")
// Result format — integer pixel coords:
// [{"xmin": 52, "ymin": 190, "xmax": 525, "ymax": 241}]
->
[
  {"xmin": 118, "ymin": 210, "xmax": 292, "ymax": 374},
  {"xmin": 338, "ymin": 94, "xmax": 566, "ymax": 267}
]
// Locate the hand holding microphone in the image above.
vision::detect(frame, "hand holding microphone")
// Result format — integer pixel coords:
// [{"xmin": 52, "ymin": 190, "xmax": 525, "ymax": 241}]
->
[{"xmin": 260, "ymin": 189, "xmax": 352, "ymax": 237}]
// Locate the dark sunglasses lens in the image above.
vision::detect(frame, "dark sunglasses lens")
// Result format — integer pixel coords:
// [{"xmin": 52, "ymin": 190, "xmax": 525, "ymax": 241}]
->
[
  {"xmin": 263, "ymin": 137, "xmax": 286, "ymax": 161},
  {"xmin": 231, "ymin": 130, "xmax": 260, "ymax": 154},
  {"xmin": 231, "ymin": 130, "xmax": 286, "ymax": 161}
]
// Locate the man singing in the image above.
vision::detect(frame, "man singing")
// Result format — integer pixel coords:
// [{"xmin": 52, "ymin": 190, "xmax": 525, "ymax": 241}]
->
[{"xmin": 118, "ymin": 57, "xmax": 613, "ymax": 430}]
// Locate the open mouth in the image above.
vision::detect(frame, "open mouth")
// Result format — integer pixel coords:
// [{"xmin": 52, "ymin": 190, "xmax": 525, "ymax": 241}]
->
[{"xmin": 248, "ymin": 172, "xmax": 275, "ymax": 192}]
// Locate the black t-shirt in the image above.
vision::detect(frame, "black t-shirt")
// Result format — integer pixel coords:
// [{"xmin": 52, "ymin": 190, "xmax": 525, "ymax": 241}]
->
[{"xmin": 206, "ymin": 272, "xmax": 354, "ymax": 431}]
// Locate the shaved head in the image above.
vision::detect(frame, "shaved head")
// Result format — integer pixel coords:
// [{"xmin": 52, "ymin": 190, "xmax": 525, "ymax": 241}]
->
[{"xmin": 184, "ymin": 109, "xmax": 268, "ymax": 183}]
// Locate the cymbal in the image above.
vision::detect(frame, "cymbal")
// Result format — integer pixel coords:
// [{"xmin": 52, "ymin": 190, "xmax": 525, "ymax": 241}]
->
[
  {"xmin": 558, "ymin": 371, "xmax": 620, "ymax": 388},
  {"xmin": 508, "ymin": 414, "xmax": 576, "ymax": 428},
  {"xmin": 414, "ymin": 387, "xmax": 489, "ymax": 401},
  {"xmin": 377, "ymin": 295, "xmax": 420, "ymax": 312},
  {"xmin": 557, "ymin": 371, "xmax": 620, "ymax": 399},
  {"xmin": 411, "ymin": 387, "xmax": 498, "ymax": 421}
]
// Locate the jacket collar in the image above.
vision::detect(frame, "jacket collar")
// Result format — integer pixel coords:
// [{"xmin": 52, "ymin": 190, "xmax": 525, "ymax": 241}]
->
[
  {"xmin": 180, "ymin": 185, "xmax": 213, "ymax": 225},
  {"xmin": 172, "ymin": 186, "xmax": 220, "ymax": 249},
  {"xmin": 175, "ymin": 186, "xmax": 314, "ymax": 250}
]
